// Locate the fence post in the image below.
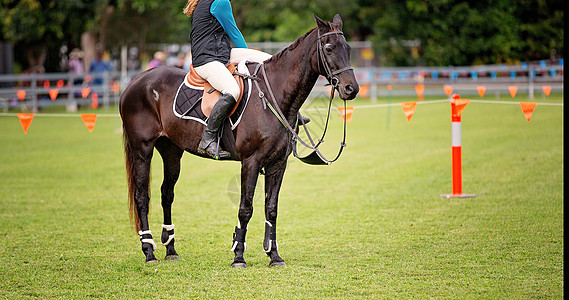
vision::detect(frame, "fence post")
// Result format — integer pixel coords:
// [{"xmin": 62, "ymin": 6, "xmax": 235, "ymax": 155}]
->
[
  {"xmin": 103, "ymin": 71, "xmax": 110, "ymax": 109},
  {"xmin": 31, "ymin": 73, "xmax": 38, "ymax": 113},
  {"xmin": 528, "ymin": 64, "xmax": 534, "ymax": 100}
]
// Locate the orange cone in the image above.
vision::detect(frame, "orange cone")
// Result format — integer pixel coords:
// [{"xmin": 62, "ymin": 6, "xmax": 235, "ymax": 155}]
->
[
  {"xmin": 519, "ymin": 102, "xmax": 537, "ymax": 122},
  {"xmin": 80, "ymin": 114, "xmax": 98, "ymax": 133},
  {"xmin": 57, "ymin": 80, "xmax": 64, "ymax": 88},
  {"xmin": 443, "ymin": 85, "xmax": 453, "ymax": 97},
  {"xmin": 337, "ymin": 106, "xmax": 354, "ymax": 124},
  {"xmin": 476, "ymin": 86, "xmax": 486, "ymax": 97},
  {"xmin": 542, "ymin": 86, "xmax": 552, "ymax": 97},
  {"xmin": 17, "ymin": 90, "xmax": 26, "ymax": 101},
  {"xmin": 91, "ymin": 93, "xmax": 99, "ymax": 109},
  {"xmin": 17, "ymin": 113, "xmax": 34, "ymax": 134},
  {"xmin": 49, "ymin": 89, "xmax": 59, "ymax": 101},
  {"xmin": 508, "ymin": 86, "xmax": 518, "ymax": 98},
  {"xmin": 400, "ymin": 102, "xmax": 417, "ymax": 122}
]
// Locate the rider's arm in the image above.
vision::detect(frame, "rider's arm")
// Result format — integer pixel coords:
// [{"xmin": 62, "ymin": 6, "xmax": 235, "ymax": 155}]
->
[{"xmin": 210, "ymin": 0, "xmax": 247, "ymax": 48}]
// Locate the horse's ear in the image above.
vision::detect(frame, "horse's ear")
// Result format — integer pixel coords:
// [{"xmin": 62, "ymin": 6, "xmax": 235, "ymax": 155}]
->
[
  {"xmin": 333, "ymin": 14, "xmax": 343, "ymax": 28},
  {"xmin": 313, "ymin": 13, "xmax": 328, "ymax": 30}
]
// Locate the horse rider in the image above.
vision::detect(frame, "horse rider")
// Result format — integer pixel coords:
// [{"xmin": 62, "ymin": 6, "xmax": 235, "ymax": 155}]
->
[{"xmin": 184, "ymin": 0, "xmax": 309, "ymax": 159}]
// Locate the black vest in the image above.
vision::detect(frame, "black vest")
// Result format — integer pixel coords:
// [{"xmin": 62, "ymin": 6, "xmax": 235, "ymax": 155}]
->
[{"xmin": 190, "ymin": 0, "xmax": 231, "ymax": 67}]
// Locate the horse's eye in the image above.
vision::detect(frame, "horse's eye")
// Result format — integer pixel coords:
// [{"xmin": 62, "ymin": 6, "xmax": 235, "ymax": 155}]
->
[{"xmin": 324, "ymin": 44, "xmax": 333, "ymax": 53}]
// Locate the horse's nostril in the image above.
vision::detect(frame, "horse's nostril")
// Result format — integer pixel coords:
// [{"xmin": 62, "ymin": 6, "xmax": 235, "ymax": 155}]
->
[{"xmin": 345, "ymin": 84, "xmax": 354, "ymax": 94}]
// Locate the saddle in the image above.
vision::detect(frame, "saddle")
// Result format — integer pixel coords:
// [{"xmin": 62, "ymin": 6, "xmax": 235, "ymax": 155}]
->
[
  {"xmin": 187, "ymin": 63, "xmax": 245, "ymax": 118},
  {"xmin": 173, "ymin": 60, "xmax": 254, "ymax": 160}
]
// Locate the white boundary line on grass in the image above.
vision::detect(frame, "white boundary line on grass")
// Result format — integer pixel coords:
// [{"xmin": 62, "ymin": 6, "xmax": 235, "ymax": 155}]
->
[
  {"xmin": 302, "ymin": 98, "xmax": 563, "ymax": 112},
  {"xmin": 0, "ymin": 99, "xmax": 562, "ymax": 116}
]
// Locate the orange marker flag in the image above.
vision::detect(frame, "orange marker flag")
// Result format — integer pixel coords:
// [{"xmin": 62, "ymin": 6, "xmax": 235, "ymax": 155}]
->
[
  {"xmin": 337, "ymin": 106, "xmax": 354, "ymax": 124},
  {"xmin": 519, "ymin": 102, "xmax": 537, "ymax": 122},
  {"xmin": 359, "ymin": 84, "xmax": 369, "ymax": 98},
  {"xmin": 81, "ymin": 87, "xmax": 90, "ymax": 99},
  {"xmin": 57, "ymin": 80, "xmax": 64, "ymax": 88},
  {"xmin": 443, "ymin": 85, "xmax": 453, "ymax": 97},
  {"xmin": 400, "ymin": 102, "xmax": 417, "ymax": 122},
  {"xmin": 112, "ymin": 82, "xmax": 120, "ymax": 93},
  {"xmin": 43, "ymin": 80, "xmax": 50, "ymax": 89},
  {"xmin": 17, "ymin": 90, "xmax": 26, "ymax": 101},
  {"xmin": 508, "ymin": 86, "xmax": 518, "ymax": 98},
  {"xmin": 542, "ymin": 85, "xmax": 552, "ymax": 97},
  {"xmin": 17, "ymin": 113, "xmax": 34, "ymax": 134},
  {"xmin": 81, "ymin": 114, "xmax": 98, "ymax": 133},
  {"xmin": 49, "ymin": 89, "xmax": 59, "ymax": 101},
  {"xmin": 414, "ymin": 84, "xmax": 425, "ymax": 101},
  {"xmin": 451, "ymin": 94, "xmax": 471, "ymax": 117},
  {"xmin": 477, "ymin": 85, "xmax": 486, "ymax": 97}
]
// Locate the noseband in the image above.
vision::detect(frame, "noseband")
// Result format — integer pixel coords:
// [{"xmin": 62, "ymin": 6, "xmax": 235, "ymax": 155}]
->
[{"xmin": 317, "ymin": 30, "xmax": 354, "ymax": 89}]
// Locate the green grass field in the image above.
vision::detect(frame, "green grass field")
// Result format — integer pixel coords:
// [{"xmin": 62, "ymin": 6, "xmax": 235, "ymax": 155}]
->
[{"xmin": 0, "ymin": 92, "xmax": 563, "ymax": 298}]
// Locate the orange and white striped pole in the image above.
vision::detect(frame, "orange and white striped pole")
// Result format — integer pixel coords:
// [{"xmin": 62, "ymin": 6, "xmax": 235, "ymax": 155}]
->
[{"xmin": 441, "ymin": 94, "xmax": 476, "ymax": 198}]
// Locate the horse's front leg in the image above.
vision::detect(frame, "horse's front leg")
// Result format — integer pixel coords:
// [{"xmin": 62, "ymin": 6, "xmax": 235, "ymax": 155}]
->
[
  {"xmin": 231, "ymin": 158, "xmax": 260, "ymax": 268},
  {"xmin": 263, "ymin": 159, "xmax": 287, "ymax": 267}
]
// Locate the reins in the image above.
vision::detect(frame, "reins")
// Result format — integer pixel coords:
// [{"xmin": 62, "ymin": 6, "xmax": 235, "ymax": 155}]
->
[{"xmin": 251, "ymin": 28, "xmax": 353, "ymax": 165}]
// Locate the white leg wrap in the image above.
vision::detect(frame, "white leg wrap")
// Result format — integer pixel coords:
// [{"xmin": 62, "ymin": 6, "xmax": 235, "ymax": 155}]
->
[
  {"xmin": 161, "ymin": 224, "xmax": 175, "ymax": 246},
  {"xmin": 231, "ymin": 241, "xmax": 247, "ymax": 252},
  {"xmin": 139, "ymin": 230, "xmax": 157, "ymax": 250}
]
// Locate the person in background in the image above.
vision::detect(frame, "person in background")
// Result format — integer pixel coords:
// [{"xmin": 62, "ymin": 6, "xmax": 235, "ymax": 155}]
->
[
  {"xmin": 182, "ymin": 51, "xmax": 193, "ymax": 72},
  {"xmin": 89, "ymin": 44, "xmax": 113, "ymax": 85},
  {"xmin": 147, "ymin": 51, "xmax": 166, "ymax": 69},
  {"xmin": 68, "ymin": 48, "xmax": 84, "ymax": 85}
]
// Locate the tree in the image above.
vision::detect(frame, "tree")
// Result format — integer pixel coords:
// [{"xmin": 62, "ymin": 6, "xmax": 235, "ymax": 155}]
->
[{"xmin": 0, "ymin": 0, "xmax": 97, "ymax": 72}]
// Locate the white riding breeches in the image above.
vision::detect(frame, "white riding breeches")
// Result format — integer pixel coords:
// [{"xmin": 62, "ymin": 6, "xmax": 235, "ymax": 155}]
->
[{"xmin": 194, "ymin": 48, "xmax": 272, "ymax": 100}]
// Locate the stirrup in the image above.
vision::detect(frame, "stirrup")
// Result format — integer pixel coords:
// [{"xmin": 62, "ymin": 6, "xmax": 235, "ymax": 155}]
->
[{"xmin": 198, "ymin": 141, "xmax": 230, "ymax": 160}]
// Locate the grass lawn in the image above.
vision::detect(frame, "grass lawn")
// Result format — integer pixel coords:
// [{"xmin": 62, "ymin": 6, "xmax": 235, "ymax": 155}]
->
[{"xmin": 0, "ymin": 92, "xmax": 563, "ymax": 298}]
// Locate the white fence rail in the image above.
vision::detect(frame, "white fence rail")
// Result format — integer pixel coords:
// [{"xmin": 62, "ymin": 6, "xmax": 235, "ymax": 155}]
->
[{"xmin": 0, "ymin": 62, "xmax": 563, "ymax": 113}]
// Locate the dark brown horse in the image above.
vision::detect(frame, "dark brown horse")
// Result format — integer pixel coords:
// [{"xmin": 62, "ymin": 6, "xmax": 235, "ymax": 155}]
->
[{"xmin": 119, "ymin": 14, "xmax": 358, "ymax": 267}]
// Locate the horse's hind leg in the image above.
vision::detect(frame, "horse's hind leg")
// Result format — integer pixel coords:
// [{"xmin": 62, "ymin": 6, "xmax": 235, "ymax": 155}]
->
[
  {"xmin": 263, "ymin": 159, "xmax": 287, "ymax": 267},
  {"xmin": 155, "ymin": 137, "xmax": 184, "ymax": 261},
  {"xmin": 132, "ymin": 140, "xmax": 158, "ymax": 263}
]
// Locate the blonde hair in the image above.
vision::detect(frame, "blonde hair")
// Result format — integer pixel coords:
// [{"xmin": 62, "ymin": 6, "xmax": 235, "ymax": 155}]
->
[{"xmin": 183, "ymin": 0, "xmax": 199, "ymax": 17}]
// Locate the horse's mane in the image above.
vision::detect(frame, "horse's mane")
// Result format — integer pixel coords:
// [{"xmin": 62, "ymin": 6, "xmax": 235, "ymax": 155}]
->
[{"xmin": 264, "ymin": 28, "xmax": 316, "ymax": 64}]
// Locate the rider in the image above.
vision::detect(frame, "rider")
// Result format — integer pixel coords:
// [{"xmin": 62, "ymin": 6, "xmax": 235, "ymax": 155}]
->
[
  {"xmin": 185, "ymin": 0, "xmax": 309, "ymax": 159},
  {"xmin": 184, "ymin": 0, "xmax": 261, "ymax": 159}
]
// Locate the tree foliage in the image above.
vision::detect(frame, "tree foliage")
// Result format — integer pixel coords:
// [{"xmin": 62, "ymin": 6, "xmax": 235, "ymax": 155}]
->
[{"xmin": 0, "ymin": 0, "xmax": 564, "ymax": 71}]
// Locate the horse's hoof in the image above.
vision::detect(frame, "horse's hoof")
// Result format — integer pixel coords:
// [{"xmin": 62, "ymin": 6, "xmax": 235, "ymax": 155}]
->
[
  {"xmin": 269, "ymin": 261, "xmax": 286, "ymax": 267},
  {"xmin": 146, "ymin": 259, "xmax": 159, "ymax": 264},
  {"xmin": 165, "ymin": 255, "xmax": 180, "ymax": 261},
  {"xmin": 231, "ymin": 262, "xmax": 247, "ymax": 268}
]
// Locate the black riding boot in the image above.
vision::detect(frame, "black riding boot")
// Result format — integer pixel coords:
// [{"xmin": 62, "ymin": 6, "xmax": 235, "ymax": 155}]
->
[{"xmin": 198, "ymin": 93, "xmax": 236, "ymax": 159}]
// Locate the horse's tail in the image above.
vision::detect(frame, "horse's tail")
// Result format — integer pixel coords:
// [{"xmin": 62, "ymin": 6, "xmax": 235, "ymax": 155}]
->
[{"xmin": 122, "ymin": 122, "xmax": 141, "ymax": 233}]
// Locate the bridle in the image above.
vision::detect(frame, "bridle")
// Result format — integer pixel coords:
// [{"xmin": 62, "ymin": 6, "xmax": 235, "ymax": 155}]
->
[
  {"xmin": 317, "ymin": 30, "xmax": 354, "ymax": 91},
  {"xmin": 250, "ymin": 28, "xmax": 354, "ymax": 165}
]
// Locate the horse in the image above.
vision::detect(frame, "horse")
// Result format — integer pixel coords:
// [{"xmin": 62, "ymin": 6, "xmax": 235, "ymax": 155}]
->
[{"xmin": 119, "ymin": 13, "xmax": 359, "ymax": 267}]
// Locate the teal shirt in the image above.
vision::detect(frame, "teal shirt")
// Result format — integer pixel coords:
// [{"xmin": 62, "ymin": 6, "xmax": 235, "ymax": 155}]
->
[{"xmin": 210, "ymin": 0, "xmax": 247, "ymax": 48}]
